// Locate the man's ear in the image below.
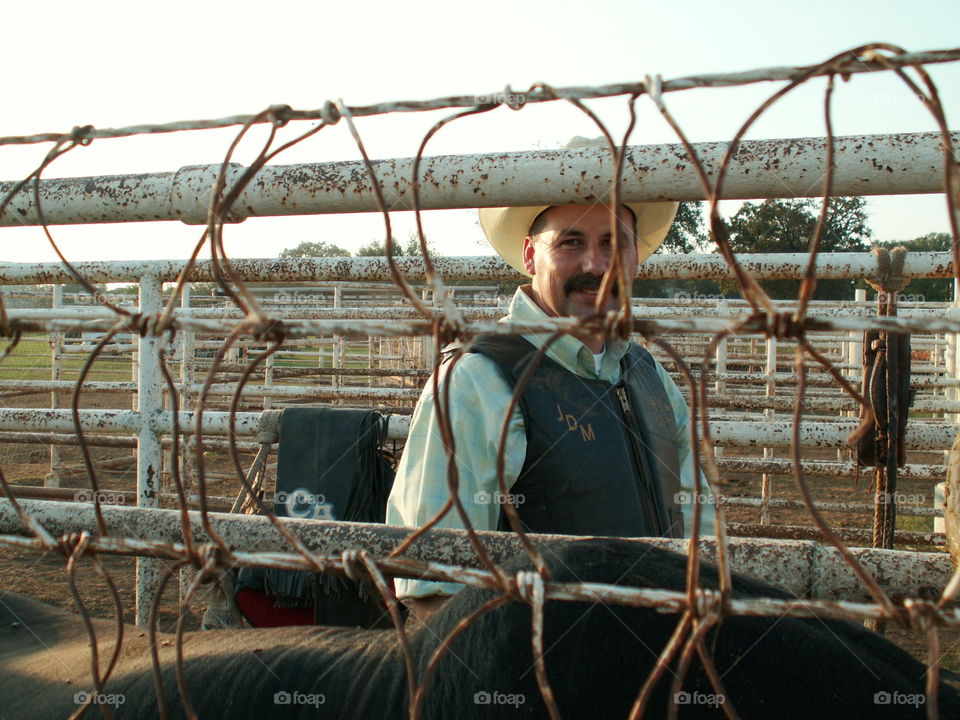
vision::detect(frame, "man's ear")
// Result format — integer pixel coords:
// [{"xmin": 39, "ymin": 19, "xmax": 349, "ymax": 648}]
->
[{"xmin": 522, "ymin": 236, "xmax": 537, "ymax": 276}]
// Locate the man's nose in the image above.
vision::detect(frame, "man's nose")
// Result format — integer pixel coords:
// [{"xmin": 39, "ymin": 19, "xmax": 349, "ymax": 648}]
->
[{"xmin": 581, "ymin": 244, "xmax": 609, "ymax": 275}]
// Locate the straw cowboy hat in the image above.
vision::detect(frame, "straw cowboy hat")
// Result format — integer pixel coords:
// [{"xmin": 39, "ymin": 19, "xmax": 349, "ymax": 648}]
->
[{"xmin": 478, "ymin": 136, "xmax": 678, "ymax": 277}]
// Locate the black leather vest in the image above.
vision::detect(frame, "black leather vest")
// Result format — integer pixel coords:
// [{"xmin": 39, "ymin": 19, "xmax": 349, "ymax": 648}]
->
[{"xmin": 469, "ymin": 335, "xmax": 684, "ymax": 539}]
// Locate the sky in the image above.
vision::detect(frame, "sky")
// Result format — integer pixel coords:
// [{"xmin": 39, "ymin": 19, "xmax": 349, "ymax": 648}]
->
[{"xmin": 0, "ymin": 0, "xmax": 957, "ymax": 264}]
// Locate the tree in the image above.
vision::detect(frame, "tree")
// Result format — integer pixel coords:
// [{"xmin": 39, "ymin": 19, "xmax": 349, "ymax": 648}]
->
[
  {"xmin": 355, "ymin": 239, "xmax": 402, "ymax": 257},
  {"xmin": 661, "ymin": 201, "xmax": 709, "ymax": 254},
  {"xmin": 636, "ymin": 201, "xmax": 726, "ymax": 299},
  {"xmin": 876, "ymin": 231, "xmax": 953, "ymax": 302},
  {"xmin": 279, "ymin": 241, "xmax": 351, "ymax": 258},
  {"xmin": 356, "ymin": 233, "xmax": 437, "ymax": 258},
  {"xmin": 724, "ymin": 197, "xmax": 873, "ymax": 300}
]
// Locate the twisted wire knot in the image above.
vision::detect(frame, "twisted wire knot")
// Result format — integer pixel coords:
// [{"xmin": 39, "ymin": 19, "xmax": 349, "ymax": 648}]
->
[
  {"xmin": 70, "ymin": 125, "xmax": 95, "ymax": 146},
  {"xmin": 760, "ymin": 311, "xmax": 803, "ymax": 340},
  {"xmin": 266, "ymin": 104, "xmax": 292, "ymax": 128},
  {"xmin": 341, "ymin": 549, "xmax": 364, "ymax": 581},
  {"xmin": 320, "ymin": 100, "xmax": 341, "ymax": 125},
  {"xmin": 692, "ymin": 588, "xmax": 725, "ymax": 620},
  {"xmin": 902, "ymin": 598, "xmax": 940, "ymax": 632},
  {"xmin": 191, "ymin": 543, "xmax": 231, "ymax": 573},
  {"xmin": 515, "ymin": 570, "xmax": 545, "ymax": 605},
  {"xmin": 254, "ymin": 318, "xmax": 287, "ymax": 344},
  {"xmin": 58, "ymin": 530, "xmax": 88, "ymax": 557}
]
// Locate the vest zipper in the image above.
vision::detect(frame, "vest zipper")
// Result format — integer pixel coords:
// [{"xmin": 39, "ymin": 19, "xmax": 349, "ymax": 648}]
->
[{"xmin": 615, "ymin": 384, "xmax": 664, "ymax": 536}]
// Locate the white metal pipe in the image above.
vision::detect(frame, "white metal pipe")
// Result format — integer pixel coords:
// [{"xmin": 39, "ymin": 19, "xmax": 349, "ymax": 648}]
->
[
  {"xmin": 48, "ymin": 284, "xmax": 63, "ymax": 489},
  {"xmin": 0, "ymin": 132, "xmax": 955, "ymax": 227},
  {"xmin": 136, "ymin": 275, "xmax": 163, "ymax": 626},
  {"xmin": 0, "ymin": 407, "xmax": 949, "ymax": 449},
  {"xmin": 0, "ymin": 251, "xmax": 956, "ymax": 284},
  {"xmin": 7, "ymin": 302, "xmax": 956, "ymax": 323},
  {"xmin": 0, "ymin": 499, "xmax": 951, "ymax": 603}
]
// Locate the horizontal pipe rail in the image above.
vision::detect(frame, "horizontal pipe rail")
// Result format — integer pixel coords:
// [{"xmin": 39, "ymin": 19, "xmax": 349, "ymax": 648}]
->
[
  {"xmin": 0, "ymin": 499, "xmax": 950, "ymax": 602},
  {"xmin": 10, "ymin": 310, "xmax": 960, "ymax": 339},
  {"xmin": 0, "ymin": 132, "xmax": 955, "ymax": 228},
  {"xmin": 0, "ymin": 251, "xmax": 955, "ymax": 284},
  {"xmin": 725, "ymin": 496, "xmax": 943, "ymax": 518},
  {"xmin": 0, "ymin": 408, "xmax": 951, "ymax": 448},
  {"xmin": 717, "ymin": 458, "xmax": 945, "ymax": 481},
  {"xmin": 7, "ymin": 301, "xmax": 956, "ymax": 322},
  {"xmin": 729, "ymin": 523, "xmax": 944, "ymax": 546}
]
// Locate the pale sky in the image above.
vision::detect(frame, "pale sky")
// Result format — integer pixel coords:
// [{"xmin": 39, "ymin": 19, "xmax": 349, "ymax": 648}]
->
[{"xmin": 0, "ymin": 0, "xmax": 957, "ymax": 264}]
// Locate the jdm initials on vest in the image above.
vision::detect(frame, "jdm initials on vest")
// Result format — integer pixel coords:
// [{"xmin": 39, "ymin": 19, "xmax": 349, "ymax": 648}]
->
[
  {"xmin": 555, "ymin": 402, "xmax": 597, "ymax": 442},
  {"xmin": 466, "ymin": 335, "xmax": 684, "ymax": 539}
]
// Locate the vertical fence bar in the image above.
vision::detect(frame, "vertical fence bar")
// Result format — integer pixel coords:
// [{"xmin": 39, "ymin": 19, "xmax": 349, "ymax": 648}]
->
[
  {"xmin": 333, "ymin": 284, "xmax": 342, "ymax": 405},
  {"xmin": 136, "ymin": 274, "xmax": 163, "ymax": 626},
  {"xmin": 179, "ymin": 283, "xmax": 195, "ymax": 606},
  {"xmin": 760, "ymin": 336, "xmax": 777, "ymax": 525},
  {"xmin": 714, "ymin": 298, "xmax": 727, "ymax": 460},
  {"xmin": 47, "ymin": 284, "xmax": 63, "ymax": 488}
]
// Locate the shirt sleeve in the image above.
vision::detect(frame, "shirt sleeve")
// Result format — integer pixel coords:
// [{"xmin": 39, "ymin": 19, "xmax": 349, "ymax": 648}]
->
[
  {"xmin": 386, "ymin": 352, "xmax": 526, "ymax": 599},
  {"xmin": 653, "ymin": 361, "xmax": 717, "ymax": 536}
]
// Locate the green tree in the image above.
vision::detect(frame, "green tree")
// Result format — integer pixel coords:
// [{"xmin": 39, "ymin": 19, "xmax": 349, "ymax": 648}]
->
[
  {"xmin": 724, "ymin": 197, "xmax": 872, "ymax": 300},
  {"xmin": 636, "ymin": 201, "xmax": 725, "ymax": 299},
  {"xmin": 876, "ymin": 231, "xmax": 953, "ymax": 302},
  {"xmin": 356, "ymin": 233, "xmax": 438, "ymax": 258},
  {"xmin": 662, "ymin": 201, "xmax": 709, "ymax": 254},
  {"xmin": 356, "ymin": 239, "xmax": 402, "ymax": 257},
  {"xmin": 279, "ymin": 241, "xmax": 351, "ymax": 258}
]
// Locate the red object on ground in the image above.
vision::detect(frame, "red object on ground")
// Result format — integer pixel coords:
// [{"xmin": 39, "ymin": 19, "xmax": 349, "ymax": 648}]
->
[{"xmin": 235, "ymin": 588, "xmax": 315, "ymax": 628}]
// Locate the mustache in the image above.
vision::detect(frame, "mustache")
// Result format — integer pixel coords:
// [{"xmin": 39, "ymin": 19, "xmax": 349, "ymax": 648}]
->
[{"xmin": 564, "ymin": 273, "xmax": 619, "ymax": 297}]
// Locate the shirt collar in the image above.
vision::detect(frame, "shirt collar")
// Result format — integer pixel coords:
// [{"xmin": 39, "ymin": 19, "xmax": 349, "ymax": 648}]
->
[{"xmin": 503, "ymin": 286, "xmax": 629, "ymax": 382}]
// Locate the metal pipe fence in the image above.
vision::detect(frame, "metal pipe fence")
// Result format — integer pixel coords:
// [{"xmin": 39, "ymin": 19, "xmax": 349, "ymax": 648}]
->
[{"xmin": 0, "ymin": 45, "xmax": 959, "ymax": 719}]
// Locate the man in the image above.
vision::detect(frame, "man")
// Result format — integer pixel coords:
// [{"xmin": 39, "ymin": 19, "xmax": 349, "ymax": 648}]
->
[{"xmin": 386, "ymin": 137, "xmax": 715, "ymax": 620}]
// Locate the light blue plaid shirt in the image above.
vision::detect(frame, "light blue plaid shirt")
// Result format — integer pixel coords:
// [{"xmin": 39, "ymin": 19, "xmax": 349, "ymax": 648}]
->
[{"xmin": 386, "ymin": 286, "xmax": 715, "ymax": 599}]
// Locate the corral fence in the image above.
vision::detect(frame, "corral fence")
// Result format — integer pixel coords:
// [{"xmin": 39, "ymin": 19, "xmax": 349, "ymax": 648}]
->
[{"xmin": 0, "ymin": 44, "xmax": 959, "ymax": 719}]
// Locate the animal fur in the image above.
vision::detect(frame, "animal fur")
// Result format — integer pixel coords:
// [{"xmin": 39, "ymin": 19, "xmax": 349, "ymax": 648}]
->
[{"xmin": 0, "ymin": 538, "xmax": 955, "ymax": 719}]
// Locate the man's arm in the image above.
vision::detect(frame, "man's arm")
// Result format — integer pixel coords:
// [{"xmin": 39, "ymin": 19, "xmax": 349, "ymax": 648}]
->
[{"xmin": 385, "ymin": 352, "xmax": 527, "ymax": 602}]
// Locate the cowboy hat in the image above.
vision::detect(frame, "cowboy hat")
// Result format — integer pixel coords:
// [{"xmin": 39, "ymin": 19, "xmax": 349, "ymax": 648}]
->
[{"xmin": 478, "ymin": 136, "xmax": 679, "ymax": 277}]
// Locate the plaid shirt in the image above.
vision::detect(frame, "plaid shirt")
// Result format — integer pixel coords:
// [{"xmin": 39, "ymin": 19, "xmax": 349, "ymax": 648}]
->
[{"xmin": 386, "ymin": 286, "xmax": 715, "ymax": 599}]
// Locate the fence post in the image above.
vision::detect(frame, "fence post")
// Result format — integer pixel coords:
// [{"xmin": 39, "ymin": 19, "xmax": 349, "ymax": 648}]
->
[
  {"xmin": 333, "ymin": 284, "xmax": 343, "ymax": 404},
  {"xmin": 761, "ymin": 336, "xmax": 777, "ymax": 525},
  {"xmin": 47, "ymin": 284, "xmax": 63, "ymax": 488},
  {"xmin": 714, "ymin": 298, "xmax": 727, "ymax": 460},
  {"xmin": 136, "ymin": 274, "xmax": 163, "ymax": 626}
]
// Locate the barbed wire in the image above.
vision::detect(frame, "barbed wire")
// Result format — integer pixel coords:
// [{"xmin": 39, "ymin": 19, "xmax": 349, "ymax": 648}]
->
[{"xmin": 0, "ymin": 42, "xmax": 957, "ymax": 720}]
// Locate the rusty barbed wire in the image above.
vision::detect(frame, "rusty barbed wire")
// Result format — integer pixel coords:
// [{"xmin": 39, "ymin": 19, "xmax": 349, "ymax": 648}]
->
[{"xmin": 0, "ymin": 43, "xmax": 957, "ymax": 720}]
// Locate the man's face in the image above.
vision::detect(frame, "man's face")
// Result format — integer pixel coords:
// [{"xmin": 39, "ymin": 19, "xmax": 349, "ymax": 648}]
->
[{"xmin": 522, "ymin": 204, "xmax": 638, "ymax": 320}]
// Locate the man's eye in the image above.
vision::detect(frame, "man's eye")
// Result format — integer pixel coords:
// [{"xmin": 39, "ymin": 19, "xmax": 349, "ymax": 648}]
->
[{"xmin": 559, "ymin": 237, "xmax": 582, "ymax": 247}]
